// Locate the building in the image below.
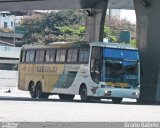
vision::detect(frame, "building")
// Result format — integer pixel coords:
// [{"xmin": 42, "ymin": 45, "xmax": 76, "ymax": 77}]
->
[
  {"xmin": 0, "ymin": 11, "xmax": 15, "ymax": 31},
  {"xmin": 0, "ymin": 11, "xmax": 23, "ymax": 45}
]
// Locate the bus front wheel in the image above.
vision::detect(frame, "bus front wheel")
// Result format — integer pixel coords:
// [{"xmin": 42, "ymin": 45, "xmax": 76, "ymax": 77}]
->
[
  {"xmin": 59, "ymin": 94, "xmax": 75, "ymax": 101},
  {"xmin": 79, "ymin": 87, "xmax": 91, "ymax": 102},
  {"xmin": 112, "ymin": 98, "xmax": 123, "ymax": 104}
]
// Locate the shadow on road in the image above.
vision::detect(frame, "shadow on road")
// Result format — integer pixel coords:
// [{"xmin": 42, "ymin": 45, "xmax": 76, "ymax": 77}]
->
[{"xmin": 0, "ymin": 95, "xmax": 150, "ymax": 106}]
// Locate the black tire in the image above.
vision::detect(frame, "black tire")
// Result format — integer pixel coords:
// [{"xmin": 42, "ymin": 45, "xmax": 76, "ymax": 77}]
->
[
  {"xmin": 79, "ymin": 87, "xmax": 91, "ymax": 102},
  {"xmin": 59, "ymin": 94, "xmax": 75, "ymax": 101},
  {"xmin": 136, "ymin": 98, "xmax": 140, "ymax": 103},
  {"xmin": 29, "ymin": 84, "xmax": 37, "ymax": 98},
  {"xmin": 36, "ymin": 83, "xmax": 49, "ymax": 99},
  {"xmin": 112, "ymin": 98, "xmax": 123, "ymax": 104}
]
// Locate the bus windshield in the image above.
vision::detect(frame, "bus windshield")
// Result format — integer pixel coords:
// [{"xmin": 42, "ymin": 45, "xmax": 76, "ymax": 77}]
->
[
  {"xmin": 123, "ymin": 61, "xmax": 138, "ymax": 75},
  {"xmin": 102, "ymin": 59, "xmax": 139, "ymax": 86},
  {"xmin": 104, "ymin": 60, "xmax": 123, "ymax": 82}
]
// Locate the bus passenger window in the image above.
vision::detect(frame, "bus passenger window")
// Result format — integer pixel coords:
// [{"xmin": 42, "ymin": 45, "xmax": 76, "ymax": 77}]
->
[
  {"xmin": 79, "ymin": 49, "xmax": 90, "ymax": 62},
  {"xmin": 67, "ymin": 49, "xmax": 78, "ymax": 62},
  {"xmin": 90, "ymin": 47, "xmax": 101, "ymax": 83},
  {"xmin": 35, "ymin": 50, "xmax": 45, "ymax": 62},
  {"xmin": 56, "ymin": 49, "xmax": 66, "ymax": 62},
  {"xmin": 45, "ymin": 49, "xmax": 56, "ymax": 62},
  {"xmin": 21, "ymin": 51, "xmax": 26, "ymax": 62},
  {"xmin": 26, "ymin": 50, "xmax": 35, "ymax": 62},
  {"xmin": 72, "ymin": 49, "xmax": 78, "ymax": 61}
]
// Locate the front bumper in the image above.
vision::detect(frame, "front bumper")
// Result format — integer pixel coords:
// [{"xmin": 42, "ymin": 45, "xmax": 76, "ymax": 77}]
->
[{"xmin": 96, "ymin": 88, "xmax": 140, "ymax": 99}]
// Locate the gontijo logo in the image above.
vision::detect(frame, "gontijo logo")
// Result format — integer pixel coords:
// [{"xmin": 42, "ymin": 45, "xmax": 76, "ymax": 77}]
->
[{"xmin": 37, "ymin": 66, "xmax": 57, "ymax": 72}]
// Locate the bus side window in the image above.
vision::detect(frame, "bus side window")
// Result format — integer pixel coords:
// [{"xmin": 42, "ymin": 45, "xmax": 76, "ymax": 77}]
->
[
  {"xmin": 67, "ymin": 49, "xmax": 78, "ymax": 62},
  {"xmin": 72, "ymin": 49, "xmax": 78, "ymax": 62},
  {"xmin": 56, "ymin": 49, "xmax": 66, "ymax": 62},
  {"xmin": 35, "ymin": 50, "xmax": 45, "ymax": 62},
  {"xmin": 21, "ymin": 51, "xmax": 26, "ymax": 62},
  {"xmin": 26, "ymin": 50, "xmax": 35, "ymax": 62},
  {"xmin": 79, "ymin": 49, "xmax": 90, "ymax": 62},
  {"xmin": 45, "ymin": 49, "xmax": 56, "ymax": 62},
  {"xmin": 92, "ymin": 47, "xmax": 101, "ymax": 59},
  {"xmin": 91, "ymin": 47, "xmax": 101, "ymax": 83}
]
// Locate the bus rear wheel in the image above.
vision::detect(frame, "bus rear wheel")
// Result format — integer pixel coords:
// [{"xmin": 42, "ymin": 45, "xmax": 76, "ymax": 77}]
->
[
  {"xmin": 36, "ymin": 83, "xmax": 49, "ymax": 99},
  {"xmin": 59, "ymin": 94, "xmax": 75, "ymax": 101},
  {"xmin": 112, "ymin": 98, "xmax": 123, "ymax": 104},
  {"xmin": 29, "ymin": 84, "xmax": 37, "ymax": 98},
  {"xmin": 79, "ymin": 87, "xmax": 91, "ymax": 102}
]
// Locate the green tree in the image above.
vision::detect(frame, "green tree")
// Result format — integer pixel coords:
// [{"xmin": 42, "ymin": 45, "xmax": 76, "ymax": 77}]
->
[
  {"xmin": 105, "ymin": 15, "xmax": 136, "ymax": 44},
  {"xmin": 20, "ymin": 9, "xmax": 84, "ymax": 46},
  {"xmin": 18, "ymin": 10, "xmax": 136, "ymax": 47}
]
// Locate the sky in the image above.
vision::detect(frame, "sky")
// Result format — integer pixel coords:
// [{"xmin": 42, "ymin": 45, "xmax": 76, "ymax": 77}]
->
[{"xmin": 120, "ymin": 10, "xmax": 136, "ymax": 24}]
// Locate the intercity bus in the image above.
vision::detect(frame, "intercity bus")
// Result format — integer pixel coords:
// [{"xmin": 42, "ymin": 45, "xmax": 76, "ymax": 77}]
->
[{"xmin": 18, "ymin": 42, "xmax": 140, "ymax": 103}]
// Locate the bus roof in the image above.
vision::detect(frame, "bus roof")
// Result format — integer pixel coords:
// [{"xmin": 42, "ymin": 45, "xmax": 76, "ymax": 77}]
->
[
  {"xmin": 21, "ymin": 41, "xmax": 89, "ymax": 50},
  {"xmin": 90, "ymin": 42, "xmax": 138, "ymax": 50},
  {"xmin": 21, "ymin": 41, "xmax": 138, "ymax": 50}
]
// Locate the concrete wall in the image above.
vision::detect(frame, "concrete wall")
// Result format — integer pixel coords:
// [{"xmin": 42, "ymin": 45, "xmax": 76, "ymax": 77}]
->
[
  {"xmin": 0, "ymin": 45, "xmax": 21, "ymax": 59},
  {"xmin": 0, "ymin": 70, "xmax": 18, "ymax": 88}
]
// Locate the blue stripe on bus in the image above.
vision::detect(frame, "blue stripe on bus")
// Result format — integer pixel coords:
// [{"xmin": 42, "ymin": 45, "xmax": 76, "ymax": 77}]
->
[{"xmin": 103, "ymin": 48, "xmax": 139, "ymax": 60}]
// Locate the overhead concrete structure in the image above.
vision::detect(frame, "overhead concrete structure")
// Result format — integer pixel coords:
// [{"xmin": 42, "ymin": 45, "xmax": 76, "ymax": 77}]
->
[
  {"xmin": 134, "ymin": 0, "xmax": 160, "ymax": 103},
  {"xmin": 0, "ymin": 0, "xmax": 134, "ymax": 10},
  {"xmin": 84, "ymin": 0, "xmax": 108, "ymax": 42}
]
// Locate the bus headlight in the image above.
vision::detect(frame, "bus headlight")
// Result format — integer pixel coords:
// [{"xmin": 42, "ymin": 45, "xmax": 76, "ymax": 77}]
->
[
  {"xmin": 104, "ymin": 90, "xmax": 112, "ymax": 96},
  {"xmin": 132, "ymin": 92, "xmax": 139, "ymax": 96}
]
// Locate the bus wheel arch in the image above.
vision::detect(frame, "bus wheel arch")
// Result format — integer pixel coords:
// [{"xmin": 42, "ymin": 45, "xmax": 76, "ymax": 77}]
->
[
  {"xmin": 79, "ymin": 83, "xmax": 91, "ymax": 102},
  {"xmin": 79, "ymin": 83, "xmax": 86, "ymax": 94},
  {"xmin": 28, "ymin": 81, "xmax": 37, "ymax": 98}
]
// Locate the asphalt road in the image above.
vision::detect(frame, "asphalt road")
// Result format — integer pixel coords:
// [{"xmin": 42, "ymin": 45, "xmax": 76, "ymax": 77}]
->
[{"xmin": 0, "ymin": 88, "xmax": 160, "ymax": 122}]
